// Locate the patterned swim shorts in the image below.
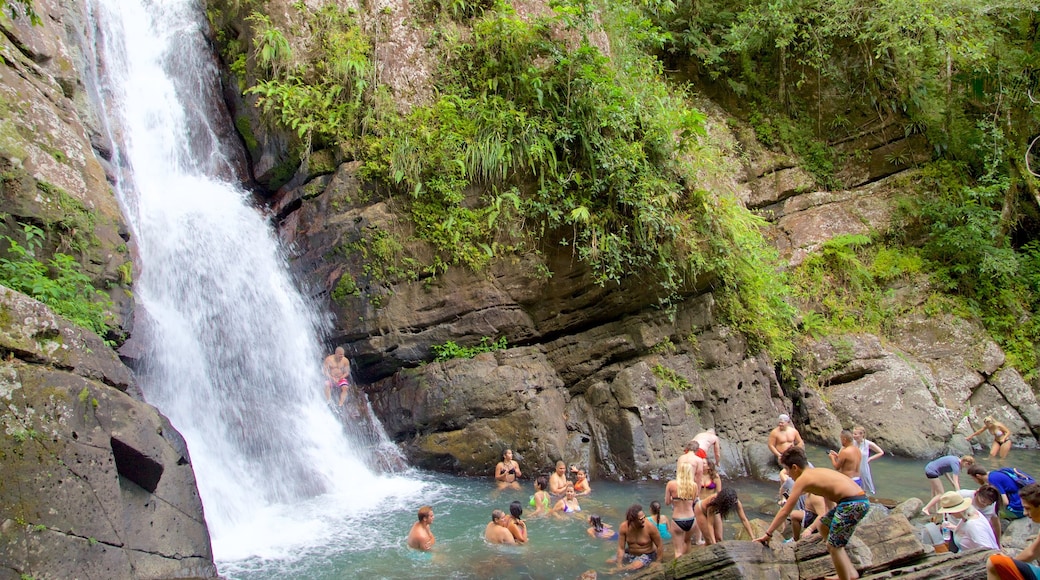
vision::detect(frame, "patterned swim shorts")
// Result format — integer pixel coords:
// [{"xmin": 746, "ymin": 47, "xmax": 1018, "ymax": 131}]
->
[
  {"xmin": 821, "ymin": 496, "xmax": 870, "ymax": 548},
  {"xmin": 622, "ymin": 551, "xmax": 657, "ymax": 567}
]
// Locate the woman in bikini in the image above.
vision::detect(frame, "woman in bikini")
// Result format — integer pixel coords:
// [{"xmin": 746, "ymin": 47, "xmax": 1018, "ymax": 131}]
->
[
  {"xmin": 529, "ymin": 476, "xmax": 551, "ymax": 516},
  {"xmin": 969, "ymin": 416, "xmax": 1012, "ymax": 459},
  {"xmin": 665, "ymin": 462, "xmax": 697, "ymax": 557},
  {"xmin": 701, "ymin": 460, "xmax": 722, "ymax": 501},
  {"xmin": 506, "ymin": 500, "xmax": 528, "ymax": 544},
  {"xmin": 695, "ymin": 488, "xmax": 754, "ymax": 545},
  {"xmin": 573, "ymin": 468, "xmax": 592, "ymax": 495},
  {"xmin": 552, "ymin": 484, "xmax": 582, "ymax": 518}
]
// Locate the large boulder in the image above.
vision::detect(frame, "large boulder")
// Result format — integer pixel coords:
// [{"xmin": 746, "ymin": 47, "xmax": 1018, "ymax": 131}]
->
[
  {"xmin": 0, "ymin": 286, "xmax": 216, "ymax": 579},
  {"xmin": 800, "ymin": 314, "xmax": 1040, "ymax": 457}
]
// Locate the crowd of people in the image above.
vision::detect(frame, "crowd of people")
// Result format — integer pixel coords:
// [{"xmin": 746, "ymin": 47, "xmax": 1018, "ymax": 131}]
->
[{"xmin": 399, "ymin": 410, "xmax": 1037, "ymax": 580}]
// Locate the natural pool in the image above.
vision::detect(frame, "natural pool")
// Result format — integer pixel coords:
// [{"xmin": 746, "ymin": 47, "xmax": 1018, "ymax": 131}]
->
[{"xmin": 217, "ymin": 445, "xmax": 1040, "ymax": 580}]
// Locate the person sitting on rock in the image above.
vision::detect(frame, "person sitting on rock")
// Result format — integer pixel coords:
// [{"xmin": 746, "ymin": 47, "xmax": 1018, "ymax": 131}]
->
[
  {"xmin": 613, "ymin": 504, "xmax": 663, "ymax": 572},
  {"xmin": 934, "ymin": 490, "xmax": 999, "ymax": 552},
  {"xmin": 986, "ymin": 483, "xmax": 1040, "ymax": 579}
]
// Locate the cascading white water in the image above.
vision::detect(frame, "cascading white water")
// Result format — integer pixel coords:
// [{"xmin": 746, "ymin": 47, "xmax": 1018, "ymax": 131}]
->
[{"xmin": 85, "ymin": 0, "xmax": 423, "ymax": 566}]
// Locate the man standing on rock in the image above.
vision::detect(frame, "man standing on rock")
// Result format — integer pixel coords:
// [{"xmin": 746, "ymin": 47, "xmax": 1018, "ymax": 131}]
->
[
  {"xmin": 322, "ymin": 346, "xmax": 352, "ymax": 407},
  {"xmin": 677, "ymin": 439, "xmax": 706, "ymax": 489},
  {"xmin": 757, "ymin": 447, "xmax": 870, "ymax": 580},
  {"xmin": 828, "ymin": 430, "xmax": 863, "ymax": 487},
  {"xmin": 406, "ymin": 506, "xmax": 436, "ymax": 551},
  {"xmin": 693, "ymin": 428, "xmax": 722, "ymax": 465},
  {"xmin": 768, "ymin": 414, "xmax": 804, "ymax": 465}
]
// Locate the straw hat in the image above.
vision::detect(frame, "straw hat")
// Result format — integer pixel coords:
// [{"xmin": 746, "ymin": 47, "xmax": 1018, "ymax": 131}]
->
[{"xmin": 936, "ymin": 491, "xmax": 972, "ymax": 513}]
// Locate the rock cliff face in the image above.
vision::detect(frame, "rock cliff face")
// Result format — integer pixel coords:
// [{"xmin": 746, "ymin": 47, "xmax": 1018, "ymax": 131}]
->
[
  {"xmin": 0, "ymin": 0, "xmax": 132, "ymax": 331},
  {"xmin": 0, "ymin": 4, "xmax": 217, "ymax": 578},
  {"xmin": 249, "ymin": 0, "xmax": 1040, "ymax": 478},
  {"xmin": 0, "ymin": 286, "xmax": 216, "ymax": 579}
]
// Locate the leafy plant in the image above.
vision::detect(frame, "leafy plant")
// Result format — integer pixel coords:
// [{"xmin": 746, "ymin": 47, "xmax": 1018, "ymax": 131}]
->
[
  {"xmin": 432, "ymin": 336, "xmax": 508, "ymax": 361},
  {"xmin": 0, "ymin": 223, "xmax": 114, "ymax": 339},
  {"xmin": 652, "ymin": 364, "xmax": 692, "ymax": 392}
]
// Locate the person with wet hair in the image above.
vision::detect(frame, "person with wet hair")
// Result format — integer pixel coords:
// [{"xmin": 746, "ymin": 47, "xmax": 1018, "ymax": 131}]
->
[
  {"xmin": 406, "ymin": 505, "xmax": 435, "ymax": 551},
  {"xmin": 506, "ymin": 500, "xmax": 527, "ymax": 543},
  {"xmin": 695, "ymin": 487, "xmax": 753, "ymax": 545},
  {"xmin": 587, "ymin": 514, "xmax": 616, "ymax": 539},
  {"xmin": 484, "ymin": 509, "xmax": 516, "ymax": 544},
  {"xmin": 614, "ymin": 504, "xmax": 663, "ymax": 572},
  {"xmin": 529, "ymin": 476, "xmax": 551, "ymax": 515}
]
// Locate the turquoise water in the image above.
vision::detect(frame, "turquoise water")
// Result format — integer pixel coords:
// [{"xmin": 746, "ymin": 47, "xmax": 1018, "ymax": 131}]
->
[{"xmin": 219, "ymin": 445, "xmax": 1040, "ymax": 579}]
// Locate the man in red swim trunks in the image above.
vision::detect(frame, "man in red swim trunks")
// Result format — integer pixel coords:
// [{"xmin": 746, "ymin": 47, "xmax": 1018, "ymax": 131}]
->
[{"xmin": 322, "ymin": 347, "xmax": 352, "ymax": 406}]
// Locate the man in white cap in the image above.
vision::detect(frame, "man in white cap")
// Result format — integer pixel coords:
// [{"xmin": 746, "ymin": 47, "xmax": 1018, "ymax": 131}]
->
[{"xmin": 768, "ymin": 413, "xmax": 804, "ymax": 465}]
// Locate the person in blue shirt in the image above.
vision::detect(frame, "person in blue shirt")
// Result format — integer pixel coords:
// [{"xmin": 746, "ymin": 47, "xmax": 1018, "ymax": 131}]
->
[
  {"xmin": 969, "ymin": 465, "xmax": 1025, "ymax": 519},
  {"xmin": 924, "ymin": 455, "xmax": 962, "ymax": 498}
]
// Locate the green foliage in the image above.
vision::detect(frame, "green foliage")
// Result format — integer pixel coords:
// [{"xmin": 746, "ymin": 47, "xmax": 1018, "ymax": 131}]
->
[
  {"xmin": 2, "ymin": 0, "xmax": 40, "ymax": 25},
  {"xmin": 747, "ymin": 107, "xmax": 836, "ymax": 187},
  {"xmin": 244, "ymin": 7, "xmax": 371, "ymax": 149},
  {"xmin": 432, "ymin": 336, "xmax": 508, "ymax": 361},
  {"xmin": 652, "ymin": 364, "xmax": 692, "ymax": 392},
  {"xmin": 331, "ymin": 273, "xmax": 360, "ymax": 305},
  {"xmin": 0, "ymin": 223, "xmax": 114, "ymax": 339}
]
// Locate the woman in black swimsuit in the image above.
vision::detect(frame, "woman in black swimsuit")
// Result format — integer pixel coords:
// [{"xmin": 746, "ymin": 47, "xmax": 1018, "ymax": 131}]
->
[
  {"xmin": 969, "ymin": 416, "xmax": 1012, "ymax": 459},
  {"xmin": 665, "ymin": 462, "xmax": 698, "ymax": 557}
]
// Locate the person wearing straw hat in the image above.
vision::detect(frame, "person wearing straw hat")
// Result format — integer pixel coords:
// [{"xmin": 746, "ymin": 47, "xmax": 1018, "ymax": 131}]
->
[{"xmin": 935, "ymin": 491, "xmax": 998, "ymax": 552}]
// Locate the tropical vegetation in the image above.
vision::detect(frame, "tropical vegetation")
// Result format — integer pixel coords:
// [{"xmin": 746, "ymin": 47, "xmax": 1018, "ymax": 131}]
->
[{"xmin": 206, "ymin": 0, "xmax": 1038, "ymax": 376}]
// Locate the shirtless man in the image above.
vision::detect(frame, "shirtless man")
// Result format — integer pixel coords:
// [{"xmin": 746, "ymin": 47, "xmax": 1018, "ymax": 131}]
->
[
  {"xmin": 768, "ymin": 414, "xmax": 804, "ymax": 465},
  {"xmin": 494, "ymin": 449, "xmax": 522, "ymax": 489},
  {"xmin": 614, "ymin": 504, "xmax": 663, "ymax": 572},
  {"xmin": 322, "ymin": 347, "xmax": 352, "ymax": 407},
  {"xmin": 484, "ymin": 509, "xmax": 516, "ymax": 544},
  {"xmin": 828, "ymin": 430, "xmax": 863, "ymax": 487},
  {"xmin": 693, "ymin": 428, "xmax": 722, "ymax": 465},
  {"xmin": 549, "ymin": 460, "xmax": 570, "ymax": 496},
  {"xmin": 406, "ymin": 506, "xmax": 436, "ymax": 551},
  {"xmin": 757, "ymin": 447, "xmax": 870, "ymax": 580},
  {"xmin": 677, "ymin": 440, "xmax": 706, "ymax": 486}
]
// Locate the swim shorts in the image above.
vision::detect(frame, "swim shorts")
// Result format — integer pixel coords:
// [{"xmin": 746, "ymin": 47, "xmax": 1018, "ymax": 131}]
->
[
  {"xmin": 821, "ymin": 495, "xmax": 869, "ymax": 548},
  {"xmin": 622, "ymin": 551, "xmax": 657, "ymax": 567},
  {"xmin": 695, "ymin": 449, "xmax": 707, "ymax": 459}
]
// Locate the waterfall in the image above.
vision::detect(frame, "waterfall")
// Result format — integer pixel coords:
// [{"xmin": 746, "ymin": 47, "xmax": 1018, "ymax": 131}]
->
[{"xmin": 85, "ymin": 0, "xmax": 420, "ymax": 564}]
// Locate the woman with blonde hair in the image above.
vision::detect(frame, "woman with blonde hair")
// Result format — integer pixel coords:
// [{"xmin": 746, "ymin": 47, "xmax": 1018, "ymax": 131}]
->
[
  {"xmin": 665, "ymin": 462, "xmax": 698, "ymax": 557},
  {"xmin": 969, "ymin": 416, "xmax": 1012, "ymax": 459}
]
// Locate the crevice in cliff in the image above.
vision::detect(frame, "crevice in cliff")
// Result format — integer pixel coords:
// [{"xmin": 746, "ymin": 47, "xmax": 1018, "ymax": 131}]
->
[{"xmin": 819, "ymin": 367, "xmax": 876, "ymax": 387}]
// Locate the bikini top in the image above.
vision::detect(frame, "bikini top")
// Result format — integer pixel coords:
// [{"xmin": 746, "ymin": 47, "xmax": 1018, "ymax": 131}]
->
[{"xmin": 530, "ymin": 494, "xmax": 550, "ymax": 509}]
